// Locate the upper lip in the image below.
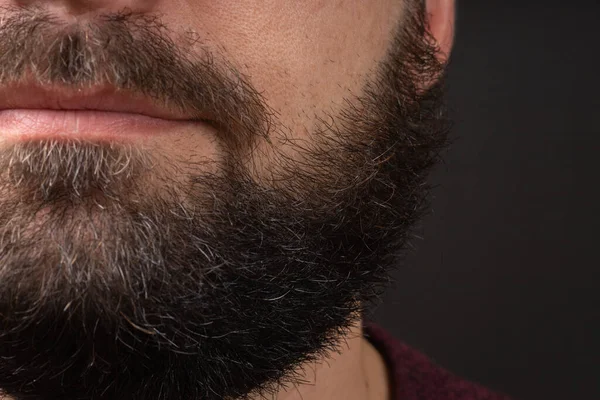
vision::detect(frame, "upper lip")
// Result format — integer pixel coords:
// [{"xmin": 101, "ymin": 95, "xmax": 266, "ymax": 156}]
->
[{"xmin": 0, "ymin": 82, "xmax": 206, "ymax": 121}]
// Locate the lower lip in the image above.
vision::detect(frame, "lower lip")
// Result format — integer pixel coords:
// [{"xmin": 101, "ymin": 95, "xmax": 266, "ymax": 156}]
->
[{"xmin": 0, "ymin": 109, "xmax": 202, "ymax": 142}]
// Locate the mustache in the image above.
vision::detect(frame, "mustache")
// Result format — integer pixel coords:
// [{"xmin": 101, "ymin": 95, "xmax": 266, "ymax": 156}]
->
[{"xmin": 0, "ymin": 5, "xmax": 271, "ymax": 149}]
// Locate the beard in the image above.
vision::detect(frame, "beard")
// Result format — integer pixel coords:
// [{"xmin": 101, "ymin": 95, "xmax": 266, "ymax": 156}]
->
[{"xmin": 0, "ymin": 2, "xmax": 450, "ymax": 400}]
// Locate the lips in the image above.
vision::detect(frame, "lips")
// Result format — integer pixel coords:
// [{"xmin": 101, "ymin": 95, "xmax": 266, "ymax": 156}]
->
[
  {"xmin": 0, "ymin": 82, "xmax": 211, "ymax": 142},
  {"xmin": 0, "ymin": 82, "xmax": 205, "ymax": 121}
]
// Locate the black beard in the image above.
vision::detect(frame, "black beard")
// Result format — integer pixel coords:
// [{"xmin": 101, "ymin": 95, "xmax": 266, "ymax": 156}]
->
[{"xmin": 0, "ymin": 3, "xmax": 450, "ymax": 400}]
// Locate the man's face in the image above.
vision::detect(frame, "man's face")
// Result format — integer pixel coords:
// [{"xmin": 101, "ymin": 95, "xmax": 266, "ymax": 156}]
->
[{"xmin": 0, "ymin": 1, "xmax": 448, "ymax": 399}]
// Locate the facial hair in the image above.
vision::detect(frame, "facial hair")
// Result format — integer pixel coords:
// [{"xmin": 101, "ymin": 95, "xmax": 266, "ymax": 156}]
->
[{"xmin": 0, "ymin": 2, "xmax": 450, "ymax": 400}]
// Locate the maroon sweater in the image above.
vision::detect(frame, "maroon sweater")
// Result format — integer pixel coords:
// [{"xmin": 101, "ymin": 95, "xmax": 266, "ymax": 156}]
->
[{"xmin": 363, "ymin": 321, "xmax": 512, "ymax": 400}]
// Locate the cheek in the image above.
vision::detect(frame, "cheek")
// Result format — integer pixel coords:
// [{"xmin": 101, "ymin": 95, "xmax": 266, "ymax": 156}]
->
[
  {"xmin": 158, "ymin": 1, "xmax": 402, "ymax": 183},
  {"xmin": 165, "ymin": 0, "xmax": 401, "ymax": 131}
]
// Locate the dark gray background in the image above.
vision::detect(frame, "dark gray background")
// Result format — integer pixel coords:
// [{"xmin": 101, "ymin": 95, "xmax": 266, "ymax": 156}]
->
[{"xmin": 371, "ymin": 2, "xmax": 599, "ymax": 399}]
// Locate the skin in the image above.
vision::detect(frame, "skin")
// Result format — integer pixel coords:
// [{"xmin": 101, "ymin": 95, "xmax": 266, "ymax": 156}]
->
[{"xmin": 0, "ymin": 1, "xmax": 455, "ymax": 399}]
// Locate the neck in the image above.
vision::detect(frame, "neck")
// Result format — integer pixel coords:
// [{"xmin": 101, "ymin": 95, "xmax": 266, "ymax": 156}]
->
[{"xmin": 267, "ymin": 318, "xmax": 391, "ymax": 400}]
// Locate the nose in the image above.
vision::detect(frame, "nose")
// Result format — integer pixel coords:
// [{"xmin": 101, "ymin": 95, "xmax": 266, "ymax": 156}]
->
[{"xmin": 8, "ymin": 0, "xmax": 160, "ymax": 15}]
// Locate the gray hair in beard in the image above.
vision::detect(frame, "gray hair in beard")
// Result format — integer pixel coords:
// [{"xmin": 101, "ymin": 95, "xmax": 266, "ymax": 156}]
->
[{"xmin": 0, "ymin": 1, "xmax": 450, "ymax": 400}]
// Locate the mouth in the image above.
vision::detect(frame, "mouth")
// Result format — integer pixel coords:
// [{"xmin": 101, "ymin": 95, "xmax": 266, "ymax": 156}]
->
[{"xmin": 0, "ymin": 82, "xmax": 212, "ymax": 142}]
